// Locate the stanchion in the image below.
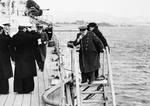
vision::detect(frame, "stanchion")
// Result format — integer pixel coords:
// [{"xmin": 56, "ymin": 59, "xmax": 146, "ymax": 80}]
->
[
  {"xmin": 72, "ymin": 47, "xmax": 81, "ymax": 106},
  {"xmin": 106, "ymin": 47, "xmax": 116, "ymax": 106}
]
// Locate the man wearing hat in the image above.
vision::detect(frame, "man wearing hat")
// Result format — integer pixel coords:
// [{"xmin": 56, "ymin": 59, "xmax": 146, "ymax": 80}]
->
[
  {"xmin": 67, "ymin": 26, "xmax": 87, "ymax": 48},
  {"xmin": 73, "ymin": 26, "xmax": 87, "ymax": 44},
  {"xmin": 87, "ymin": 22, "xmax": 109, "ymax": 79},
  {"xmin": 73, "ymin": 26, "xmax": 104, "ymax": 84},
  {"xmin": 11, "ymin": 23, "xmax": 40, "ymax": 94},
  {"xmin": 0, "ymin": 24, "xmax": 14, "ymax": 94},
  {"xmin": 35, "ymin": 24, "xmax": 49, "ymax": 71},
  {"xmin": 3, "ymin": 23, "xmax": 11, "ymax": 35},
  {"xmin": 45, "ymin": 24, "xmax": 53, "ymax": 41}
]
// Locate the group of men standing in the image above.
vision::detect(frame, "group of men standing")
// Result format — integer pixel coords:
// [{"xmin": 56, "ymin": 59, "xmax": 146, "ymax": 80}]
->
[
  {"xmin": 71, "ymin": 22, "xmax": 109, "ymax": 84},
  {"xmin": 0, "ymin": 21, "xmax": 107, "ymax": 94},
  {"xmin": 0, "ymin": 22, "xmax": 50, "ymax": 94}
]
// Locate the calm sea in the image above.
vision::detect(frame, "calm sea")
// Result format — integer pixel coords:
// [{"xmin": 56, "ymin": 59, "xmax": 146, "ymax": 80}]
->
[{"xmin": 54, "ymin": 24, "xmax": 150, "ymax": 106}]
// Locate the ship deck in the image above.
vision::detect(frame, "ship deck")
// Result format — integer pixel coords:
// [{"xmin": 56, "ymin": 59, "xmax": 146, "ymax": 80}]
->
[{"xmin": 0, "ymin": 47, "xmax": 54, "ymax": 106}]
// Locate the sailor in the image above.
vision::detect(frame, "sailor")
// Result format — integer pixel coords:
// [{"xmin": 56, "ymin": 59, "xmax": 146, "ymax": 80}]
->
[
  {"xmin": 45, "ymin": 24, "xmax": 53, "ymax": 41},
  {"xmin": 0, "ymin": 24, "xmax": 13, "ymax": 94},
  {"xmin": 11, "ymin": 22, "xmax": 40, "ymax": 94},
  {"xmin": 73, "ymin": 26, "xmax": 104, "ymax": 84},
  {"xmin": 3, "ymin": 23, "xmax": 11, "ymax": 35},
  {"xmin": 36, "ymin": 24, "xmax": 49, "ymax": 71}
]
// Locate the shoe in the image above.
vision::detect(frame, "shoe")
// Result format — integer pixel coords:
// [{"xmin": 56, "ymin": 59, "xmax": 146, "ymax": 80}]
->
[
  {"xmin": 39, "ymin": 68, "xmax": 44, "ymax": 72},
  {"xmin": 18, "ymin": 92, "xmax": 32, "ymax": 94},
  {"xmin": 81, "ymin": 80, "xmax": 87, "ymax": 83},
  {"xmin": 17, "ymin": 92, "xmax": 24, "ymax": 94},
  {"xmin": 0, "ymin": 92, "xmax": 9, "ymax": 94},
  {"xmin": 95, "ymin": 76, "xmax": 101, "ymax": 81},
  {"xmin": 88, "ymin": 80, "xmax": 93, "ymax": 84},
  {"xmin": 95, "ymin": 75, "xmax": 105, "ymax": 80}
]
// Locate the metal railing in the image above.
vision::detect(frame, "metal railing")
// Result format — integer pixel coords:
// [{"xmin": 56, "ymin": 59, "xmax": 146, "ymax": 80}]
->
[{"xmin": 42, "ymin": 41, "xmax": 116, "ymax": 106}]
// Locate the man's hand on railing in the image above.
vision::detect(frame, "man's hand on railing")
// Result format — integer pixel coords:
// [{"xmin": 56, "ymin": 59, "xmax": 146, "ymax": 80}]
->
[
  {"xmin": 106, "ymin": 46, "xmax": 110, "ymax": 53},
  {"xmin": 103, "ymin": 48, "xmax": 105, "ymax": 53},
  {"xmin": 67, "ymin": 41, "xmax": 74, "ymax": 48}
]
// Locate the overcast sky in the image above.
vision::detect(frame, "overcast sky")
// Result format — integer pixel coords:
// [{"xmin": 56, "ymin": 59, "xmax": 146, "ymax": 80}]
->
[{"xmin": 34, "ymin": 0, "xmax": 150, "ymax": 22}]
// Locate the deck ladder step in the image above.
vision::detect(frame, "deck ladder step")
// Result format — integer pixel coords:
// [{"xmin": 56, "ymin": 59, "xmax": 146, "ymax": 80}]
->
[
  {"xmin": 80, "ymin": 79, "xmax": 108, "ymax": 87},
  {"xmin": 82, "ymin": 91, "xmax": 104, "ymax": 94},
  {"xmin": 82, "ymin": 100, "xmax": 106, "ymax": 103}
]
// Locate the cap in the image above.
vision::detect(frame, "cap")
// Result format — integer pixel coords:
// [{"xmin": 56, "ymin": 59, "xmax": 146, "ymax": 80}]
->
[
  {"xmin": 0, "ymin": 24, "xmax": 3, "ymax": 27},
  {"xmin": 18, "ymin": 26, "xmax": 26, "ymax": 30},
  {"xmin": 17, "ymin": 16, "xmax": 32, "ymax": 27},
  {"xmin": 87, "ymin": 22, "xmax": 97, "ymax": 28},
  {"xmin": 3, "ymin": 23, "xmax": 11, "ymax": 26},
  {"xmin": 18, "ymin": 22, "xmax": 32, "ymax": 30},
  {"xmin": 36, "ymin": 24, "xmax": 43, "ymax": 29},
  {"xmin": 18, "ymin": 22, "xmax": 32, "ymax": 27},
  {"xmin": 78, "ymin": 26, "xmax": 87, "ymax": 31},
  {"xmin": 0, "ymin": 26, "xmax": 3, "ymax": 30}
]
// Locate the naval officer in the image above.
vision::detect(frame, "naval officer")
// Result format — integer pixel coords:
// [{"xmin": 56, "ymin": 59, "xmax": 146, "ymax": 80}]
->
[
  {"xmin": 0, "ymin": 24, "xmax": 14, "ymax": 94},
  {"xmin": 73, "ymin": 26, "xmax": 104, "ymax": 84},
  {"xmin": 11, "ymin": 23, "xmax": 40, "ymax": 94}
]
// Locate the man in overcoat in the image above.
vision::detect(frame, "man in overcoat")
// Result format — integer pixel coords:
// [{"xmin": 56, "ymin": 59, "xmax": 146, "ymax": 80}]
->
[
  {"xmin": 0, "ymin": 24, "xmax": 13, "ymax": 94},
  {"xmin": 87, "ymin": 22, "xmax": 109, "ymax": 79},
  {"xmin": 11, "ymin": 24, "xmax": 40, "ymax": 93},
  {"xmin": 74, "ymin": 26, "xmax": 104, "ymax": 84}
]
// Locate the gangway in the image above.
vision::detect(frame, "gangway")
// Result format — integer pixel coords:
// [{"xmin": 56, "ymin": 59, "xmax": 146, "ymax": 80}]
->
[{"xmin": 42, "ymin": 45, "xmax": 116, "ymax": 106}]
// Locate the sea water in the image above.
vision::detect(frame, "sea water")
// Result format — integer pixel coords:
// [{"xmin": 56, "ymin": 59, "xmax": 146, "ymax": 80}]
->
[{"xmin": 54, "ymin": 24, "xmax": 150, "ymax": 106}]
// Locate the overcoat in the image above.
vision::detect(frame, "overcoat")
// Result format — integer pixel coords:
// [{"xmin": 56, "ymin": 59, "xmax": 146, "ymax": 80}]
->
[
  {"xmin": 92, "ymin": 28, "xmax": 109, "ymax": 48},
  {"xmin": 0, "ymin": 32, "xmax": 13, "ymax": 79},
  {"xmin": 74, "ymin": 31, "xmax": 104, "ymax": 73},
  {"xmin": 38, "ymin": 32, "xmax": 48, "ymax": 61},
  {"xmin": 11, "ymin": 31, "xmax": 40, "ymax": 78}
]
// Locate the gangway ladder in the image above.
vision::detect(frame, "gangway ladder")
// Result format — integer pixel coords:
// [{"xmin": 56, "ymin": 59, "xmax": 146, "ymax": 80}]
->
[{"xmin": 72, "ymin": 47, "xmax": 116, "ymax": 106}]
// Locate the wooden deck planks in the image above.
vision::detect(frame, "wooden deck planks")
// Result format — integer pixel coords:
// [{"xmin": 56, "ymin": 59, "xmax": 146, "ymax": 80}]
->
[
  {"xmin": 3, "ymin": 47, "xmax": 55, "ymax": 106},
  {"xmin": 4, "ymin": 93, "xmax": 16, "ymax": 106},
  {"xmin": 13, "ymin": 94, "xmax": 23, "ymax": 106},
  {"xmin": 0, "ymin": 95, "xmax": 8, "ymax": 106},
  {"xmin": 30, "ymin": 77, "xmax": 39, "ymax": 106},
  {"xmin": 2, "ymin": 70, "xmax": 50, "ymax": 106},
  {"xmin": 37, "ymin": 71, "xmax": 46, "ymax": 106},
  {"xmin": 30, "ymin": 93, "xmax": 39, "ymax": 106},
  {"xmin": 22, "ymin": 94, "xmax": 31, "ymax": 106},
  {"xmin": 43, "ymin": 54, "xmax": 51, "ymax": 90}
]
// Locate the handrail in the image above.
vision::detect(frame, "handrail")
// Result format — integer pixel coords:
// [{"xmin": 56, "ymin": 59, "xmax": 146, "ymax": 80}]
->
[
  {"xmin": 102, "ymin": 50, "xmax": 105, "ymax": 76},
  {"xmin": 72, "ymin": 47, "xmax": 81, "ymax": 106},
  {"xmin": 42, "ymin": 33, "xmax": 116, "ymax": 106},
  {"xmin": 106, "ymin": 47, "xmax": 116, "ymax": 106},
  {"xmin": 42, "ymin": 37, "xmax": 73, "ymax": 105}
]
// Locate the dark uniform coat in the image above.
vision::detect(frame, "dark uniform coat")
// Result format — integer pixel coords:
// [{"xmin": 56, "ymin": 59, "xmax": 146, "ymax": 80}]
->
[
  {"xmin": 11, "ymin": 31, "xmax": 40, "ymax": 79},
  {"xmin": 45, "ymin": 27, "xmax": 53, "ymax": 40},
  {"xmin": 0, "ymin": 32, "xmax": 13, "ymax": 79},
  {"xmin": 92, "ymin": 28, "xmax": 109, "ymax": 48},
  {"xmin": 35, "ymin": 31, "xmax": 48, "ymax": 71},
  {"xmin": 38, "ymin": 32, "xmax": 49, "ymax": 61},
  {"xmin": 74, "ymin": 31, "xmax": 104, "ymax": 73}
]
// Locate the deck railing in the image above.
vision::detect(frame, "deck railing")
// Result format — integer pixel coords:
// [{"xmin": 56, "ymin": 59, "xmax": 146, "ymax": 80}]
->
[{"xmin": 42, "ymin": 37, "xmax": 116, "ymax": 106}]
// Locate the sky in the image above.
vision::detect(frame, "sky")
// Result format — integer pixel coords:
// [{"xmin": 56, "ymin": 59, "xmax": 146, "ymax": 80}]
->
[{"xmin": 34, "ymin": 0, "xmax": 150, "ymax": 23}]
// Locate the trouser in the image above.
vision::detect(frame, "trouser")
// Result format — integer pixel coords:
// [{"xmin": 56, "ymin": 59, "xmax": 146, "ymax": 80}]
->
[
  {"xmin": 95, "ymin": 69, "xmax": 99, "ymax": 78},
  {"xmin": 36, "ymin": 60, "xmax": 44, "ymax": 71},
  {"xmin": 81, "ymin": 71, "xmax": 95, "ymax": 82},
  {"xmin": 14, "ymin": 77, "xmax": 34, "ymax": 93},
  {"xmin": 0, "ymin": 79, "xmax": 9, "ymax": 94},
  {"xmin": 35, "ymin": 48, "xmax": 45, "ymax": 71}
]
